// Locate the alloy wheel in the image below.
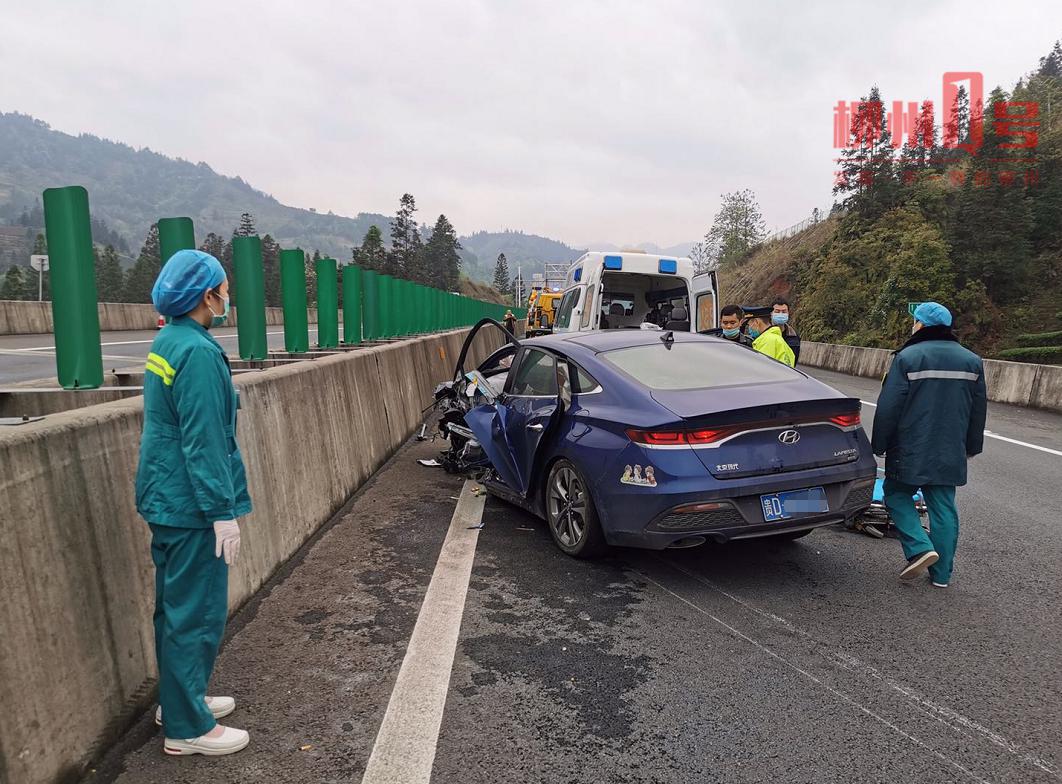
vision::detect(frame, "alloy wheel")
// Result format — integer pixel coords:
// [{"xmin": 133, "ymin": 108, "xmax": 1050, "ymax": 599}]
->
[{"xmin": 548, "ymin": 465, "xmax": 586, "ymax": 547}]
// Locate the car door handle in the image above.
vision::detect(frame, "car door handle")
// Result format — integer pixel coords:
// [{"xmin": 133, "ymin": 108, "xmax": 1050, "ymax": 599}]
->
[{"xmin": 526, "ymin": 423, "xmax": 545, "ymax": 431}]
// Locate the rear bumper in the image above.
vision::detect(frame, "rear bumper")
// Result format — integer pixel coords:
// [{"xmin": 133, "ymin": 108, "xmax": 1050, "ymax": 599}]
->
[{"xmin": 605, "ymin": 475, "xmax": 876, "ymax": 550}]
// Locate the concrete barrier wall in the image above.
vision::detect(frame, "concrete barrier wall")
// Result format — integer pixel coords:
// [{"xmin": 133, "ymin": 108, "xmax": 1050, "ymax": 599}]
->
[
  {"xmin": 0, "ymin": 326, "xmax": 503, "ymax": 784},
  {"xmin": 0, "ymin": 300, "xmax": 319, "ymax": 334},
  {"xmin": 800, "ymin": 340, "xmax": 1062, "ymax": 413}
]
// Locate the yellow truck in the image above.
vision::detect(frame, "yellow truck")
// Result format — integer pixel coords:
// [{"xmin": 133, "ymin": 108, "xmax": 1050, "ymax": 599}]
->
[{"xmin": 526, "ymin": 289, "xmax": 563, "ymax": 336}]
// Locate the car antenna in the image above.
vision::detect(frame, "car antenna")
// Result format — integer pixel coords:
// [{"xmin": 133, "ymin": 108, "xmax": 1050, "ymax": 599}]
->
[{"xmin": 660, "ymin": 330, "xmax": 674, "ymax": 350}]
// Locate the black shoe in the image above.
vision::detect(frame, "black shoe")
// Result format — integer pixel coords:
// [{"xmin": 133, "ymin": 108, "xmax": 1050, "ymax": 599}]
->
[{"xmin": 900, "ymin": 551, "xmax": 939, "ymax": 580}]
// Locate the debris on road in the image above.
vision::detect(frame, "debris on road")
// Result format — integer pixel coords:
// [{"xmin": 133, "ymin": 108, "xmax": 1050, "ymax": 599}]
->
[
  {"xmin": 417, "ymin": 458, "xmax": 442, "ymax": 467},
  {"xmin": 467, "ymin": 522, "xmax": 485, "ymax": 530}
]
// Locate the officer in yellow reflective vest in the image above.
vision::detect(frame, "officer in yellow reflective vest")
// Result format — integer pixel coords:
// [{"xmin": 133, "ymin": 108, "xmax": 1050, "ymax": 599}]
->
[
  {"xmin": 745, "ymin": 315, "xmax": 796, "ymax": 367},
  {"xmin": 135, "ymin": 249, "xmax": 252, "ymax": 756}
]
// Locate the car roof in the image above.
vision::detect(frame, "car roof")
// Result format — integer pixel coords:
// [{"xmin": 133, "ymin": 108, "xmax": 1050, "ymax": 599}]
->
[{"xmin": 522, "ymin": 329, "xmax": 726, "ymax": 354}]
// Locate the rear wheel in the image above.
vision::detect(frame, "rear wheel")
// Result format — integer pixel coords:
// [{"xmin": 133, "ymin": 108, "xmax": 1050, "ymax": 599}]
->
[{"xmin": 545, "ymin": 460, "xmax": 606, "ymax": 558}]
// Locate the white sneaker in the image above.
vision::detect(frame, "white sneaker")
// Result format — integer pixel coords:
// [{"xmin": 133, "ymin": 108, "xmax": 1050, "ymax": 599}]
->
[
  {"xmin": 155, "ymin": 696, "xmax": 236, "ymax": 726},
  {"xmin": 164, "ymin": 725, "xmax": 249, "ymax": 756}
]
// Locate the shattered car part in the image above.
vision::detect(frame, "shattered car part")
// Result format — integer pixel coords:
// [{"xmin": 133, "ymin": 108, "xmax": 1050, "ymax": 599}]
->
[{"xmin": 431, "ymin": 318, "xmax": 521, "ymax": 476}]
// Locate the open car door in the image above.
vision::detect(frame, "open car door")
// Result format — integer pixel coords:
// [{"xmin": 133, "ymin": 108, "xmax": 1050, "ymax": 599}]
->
[
  {"xmin": 465, "ymin": 347, "xmax": 568, "ymax": 497},
  {"xmin": 692, "ymin": 269, "xmax": 719, "ymax": 333}
]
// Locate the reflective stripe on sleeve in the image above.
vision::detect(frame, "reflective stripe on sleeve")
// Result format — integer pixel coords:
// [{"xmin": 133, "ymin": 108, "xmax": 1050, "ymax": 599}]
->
[
  {"xmin": 146, "ymin": 352, "xmax": 176, "ymax": 386},
  {"xmin": 906, "ymin": 370, "xmax": 979, "ymax": 381}
]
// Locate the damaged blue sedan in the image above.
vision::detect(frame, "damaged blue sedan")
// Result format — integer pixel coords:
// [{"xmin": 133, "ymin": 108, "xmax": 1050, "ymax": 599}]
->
[{"xmin": 434, "ymin": 321, "xmax": 877, "ymax": 557}]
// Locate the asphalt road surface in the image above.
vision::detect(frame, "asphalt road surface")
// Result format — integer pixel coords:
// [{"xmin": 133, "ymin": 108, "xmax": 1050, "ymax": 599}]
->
[
  {"xmin": 0, "ymin": 327, "xmax": 318, "ymax": 384},
  {"xmin": 86, "ymin": 367, "xmax": 1061, "ymax": 784}
]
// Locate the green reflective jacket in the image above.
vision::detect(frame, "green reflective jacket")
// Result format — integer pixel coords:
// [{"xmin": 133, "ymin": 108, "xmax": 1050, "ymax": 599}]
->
[
  {"xmin": 871, "ymin": 328, "xmax": 987, "ymax": 487},
  {"xmin": 135, "ymin": 316, "xmax": 252, "ymax": 528}
]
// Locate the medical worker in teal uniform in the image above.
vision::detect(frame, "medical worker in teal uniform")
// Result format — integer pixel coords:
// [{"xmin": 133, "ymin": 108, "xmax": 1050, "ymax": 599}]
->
[{"xmin": 136, "ymin": 249, "xmax": 252, "ymax": 756}]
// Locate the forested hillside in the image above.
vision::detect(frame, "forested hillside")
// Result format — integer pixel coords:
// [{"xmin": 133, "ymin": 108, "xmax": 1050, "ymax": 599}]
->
[
  {"xmin": 722, "ymin": 41, "xmax": 1062, "ymax": 362},
  {"xmin": 0, "ymin": 113, "xmax": 393, "ymax": 261},
  {"xmin": 458, "ymin": 230, "xmax": 582, "ymax": 281}
]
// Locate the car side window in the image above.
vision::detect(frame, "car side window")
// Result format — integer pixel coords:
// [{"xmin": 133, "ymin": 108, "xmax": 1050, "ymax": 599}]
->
[
  {"xmin": 510, "ymin": 349, "xmax": 558, "ymax": 396},
  {"xmin": 570, "ymin": 362, "xmax": 600, "ymax": 393}
]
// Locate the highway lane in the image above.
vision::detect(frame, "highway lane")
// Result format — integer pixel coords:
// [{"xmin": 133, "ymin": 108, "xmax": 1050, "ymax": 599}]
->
[
  {"xmin": 87, "ymin": 368, "xmax": 1061, "ymax": 784},
  {"xmin": 0, "ymin": 327, "xmax": 319, "ymax": 384}
]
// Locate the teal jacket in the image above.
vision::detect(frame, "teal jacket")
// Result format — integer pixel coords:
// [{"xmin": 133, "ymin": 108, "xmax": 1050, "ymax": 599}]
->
[
  {"xmin": 871, "ymin": 327, "xmax": 987, "ymax": 487},
  {"xmin": 135, "ymin": 316, "xmax": 252, "ymax": 527}
]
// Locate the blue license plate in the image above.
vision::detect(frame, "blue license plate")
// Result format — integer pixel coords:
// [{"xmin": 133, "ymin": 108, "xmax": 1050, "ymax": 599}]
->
[{"xmin": 760, "ymin": 487, "xmax": 829, "ymax": 522}]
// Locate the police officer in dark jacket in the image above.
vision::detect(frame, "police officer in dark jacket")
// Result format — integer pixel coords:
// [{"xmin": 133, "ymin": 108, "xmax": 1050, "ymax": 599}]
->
[
  {"xmin": 871, "ymin": 302, "xmax": 987, "ymax": 588},
  {"xmin": 771, "ymin": 298, "xmax": 801, "ymax": 363}
]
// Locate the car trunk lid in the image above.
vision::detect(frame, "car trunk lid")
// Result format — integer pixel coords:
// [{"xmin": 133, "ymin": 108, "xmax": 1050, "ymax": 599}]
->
[{"xmin": 647, "ymin": 388, "xmax": 864, "ymax": 479}]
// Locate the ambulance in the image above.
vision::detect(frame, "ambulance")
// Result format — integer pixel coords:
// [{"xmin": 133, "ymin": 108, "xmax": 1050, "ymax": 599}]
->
[{"xmin": 550, "ymin": 251, "xmax": 719, "ymax": 334}]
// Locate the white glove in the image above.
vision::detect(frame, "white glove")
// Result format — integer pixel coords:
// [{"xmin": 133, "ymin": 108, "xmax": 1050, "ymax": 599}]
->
[{"xmin": 213, "ymin": 520, "xmax": 240, "ymax": 565}]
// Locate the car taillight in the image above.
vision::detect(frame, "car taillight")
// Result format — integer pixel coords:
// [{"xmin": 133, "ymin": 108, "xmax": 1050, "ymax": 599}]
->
[
  {"xmin": 625, "ymin": 427, "xmax": 736, "ymax": 446},
  {"xmin": 685, "ymin": 428, "xmax": 736, "ymax": 444},
  {"xmin": 626, "ymin": 429, "xmax": 687, "ymax": 446},
  {"xmin": 830, "ymin": 412, "xmax": 861, "ymax": 428}
]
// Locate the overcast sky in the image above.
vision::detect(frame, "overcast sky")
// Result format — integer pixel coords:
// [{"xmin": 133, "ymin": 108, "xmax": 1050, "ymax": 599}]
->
[{"xmin": 3, "ymin": 1, "xmax": 1061, "ymax": 247}]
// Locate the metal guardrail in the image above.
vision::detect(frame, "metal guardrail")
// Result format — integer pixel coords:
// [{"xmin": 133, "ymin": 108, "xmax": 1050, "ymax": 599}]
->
[{"xmin": 756, "ymin": 204, "xmax": 840, "ymax": 247}]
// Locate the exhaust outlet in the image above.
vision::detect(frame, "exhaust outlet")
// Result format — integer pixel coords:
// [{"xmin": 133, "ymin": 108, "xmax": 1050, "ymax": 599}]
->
[{"xmin": 667, "ymin": 536, "xmax": 707, "ymax": 549}]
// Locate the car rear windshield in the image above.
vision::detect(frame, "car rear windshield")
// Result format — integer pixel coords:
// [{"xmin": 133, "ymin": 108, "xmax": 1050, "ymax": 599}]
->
[{"xmin": 602, "ymin": 342, "xmax": 797, "ymax": 389}]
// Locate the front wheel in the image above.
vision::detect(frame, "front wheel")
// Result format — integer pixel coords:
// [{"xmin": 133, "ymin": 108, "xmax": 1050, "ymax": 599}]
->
[{"xmin": 545, "ymin": 460, "xmax": 606, "ymax": 558}]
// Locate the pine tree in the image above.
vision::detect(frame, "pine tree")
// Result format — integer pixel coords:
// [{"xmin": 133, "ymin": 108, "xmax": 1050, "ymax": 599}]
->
[
  {"xmin": 422, "ymin": 214, "xmax": 462, "ymax": 289},
  {"xmin": 706, "ymin": 190, "xmax": 766, "ymax": 264},
  {"xmin": 834, "ymin": 86, "xmax": 901, "ymax": 218},
  {"xmin": 236, "ymin": 212, "xmax": 257, "ymax": 237},
  {"xmin": 262, "ymin": 234, "xmax": 281, "ymax": 307},
  {"xmin": 122, "ymin": 224, "xmax": 162, "ymax": 304},
  {"xmin": 199, "ymin": 232, "xmax": 226, "ymax": 262},
  {"xmin": 492, "ymin": 253, "xmax": 512, "ymax": 294},
  {"xmin": 354, "ymin": 225, "xmax": 387, "ymax": 271},
  {"xmin": 387, "ymin": 193, "xmax": 422, "ymax": 279},
  {"xmin": 306, "ymin": 250, "xmax": 320, "ymax": 305},
  {"xmin": 1037, "ymin": 40, "xmax": 1062, "ymax": 77},
  {"xmin": 95, "ymin": 245, "xmax": 126, "ymax": 302},
  {"xmin": 1, "ymin": 265, "xmax": 26, "ymax": 300},
  {"xmin": 950, "ymin": 87, "xmax": 1033, "ymax": 302}
]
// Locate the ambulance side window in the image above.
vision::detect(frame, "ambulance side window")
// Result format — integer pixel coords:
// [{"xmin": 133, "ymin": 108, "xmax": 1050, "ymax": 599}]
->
[{"xmin": 555, "ymin": 288, "xmax": 579, "ymax": 329}]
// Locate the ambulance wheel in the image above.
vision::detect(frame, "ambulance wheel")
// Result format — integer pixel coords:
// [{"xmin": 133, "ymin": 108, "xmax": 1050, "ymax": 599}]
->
[{"xmin": 545, "ymin": 460, "xmax": 606, "ymax": 558}]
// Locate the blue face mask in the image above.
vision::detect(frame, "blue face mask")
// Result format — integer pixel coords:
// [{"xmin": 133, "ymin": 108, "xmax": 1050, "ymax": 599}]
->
[
  {"xmin": 722, "ymin": 327, "xmax": 741, "ymax": 339},
  {"xmin": 748, "ymin": 327, "xmax": 762, "ymax": 339},
  {"xmin": 208, "ymin": 293, "xmax": 230, "ymax": 328},
  {"xmin": 772, "ymin": 312, "xmax": 789, "ymax": 326}
]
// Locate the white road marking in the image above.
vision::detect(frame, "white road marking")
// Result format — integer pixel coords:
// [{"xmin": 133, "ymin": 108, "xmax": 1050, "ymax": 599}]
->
[
  {"xmin": 637, "ymin": 569, "xmax": 992, "ymax": 784},
  {"xmin": 860, "ymin": 400, "xmax": 1062, "ymax": 457},
  {"xmin": 660, "ymin": 558, "xmax": 1059, "ymax": 778},
  {"xmin": 7, "ymin": 328, "xmax": 319, "ymax": 351},
  {"xmin": 0, "ymin": 349, "xmax": 145, "ymax": 362},
  {"xmin": 360, "ymin": 479, "xmax": 485, "ymax": 784}
]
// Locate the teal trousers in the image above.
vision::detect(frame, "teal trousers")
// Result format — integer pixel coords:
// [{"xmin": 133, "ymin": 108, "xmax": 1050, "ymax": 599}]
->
[
  {"xmin": 882, "ymin": 480, "xmax": 960, "ymax": 585},
  {"xmin": 149, "ymin": 524, "xmax": 229, "ymax": 739}
]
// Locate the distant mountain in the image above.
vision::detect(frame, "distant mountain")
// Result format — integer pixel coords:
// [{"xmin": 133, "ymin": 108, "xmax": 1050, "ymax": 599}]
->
[
  {"xmin": 0, "ymin": 112, "xmax": 689, "ymax": 284},
  {"xmin": 457, "ymin": 230, "xmax": 583, "ymax": 282},
  {"xmin": 0, "ymin": 112, "xmax": 391, "ymax": 262},
  {"xmin": 582, "ymin": 240, "xmax": 697, "ymax": 257}
]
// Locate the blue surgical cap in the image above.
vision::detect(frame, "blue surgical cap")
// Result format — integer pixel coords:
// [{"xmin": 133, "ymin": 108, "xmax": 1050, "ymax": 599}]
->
[
  {"xmin": 152, "ymin": 250, "xmax": 226, "ymax": 317},
  {"xmin": 913, "ymin": 301, "xmax": 952, "ymax": 328}
]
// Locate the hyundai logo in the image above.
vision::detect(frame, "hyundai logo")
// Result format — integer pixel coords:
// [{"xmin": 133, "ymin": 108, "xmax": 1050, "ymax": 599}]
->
[{"xmin": 778, "ymin": 429, "xmax": 801, "ymax": 445}]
